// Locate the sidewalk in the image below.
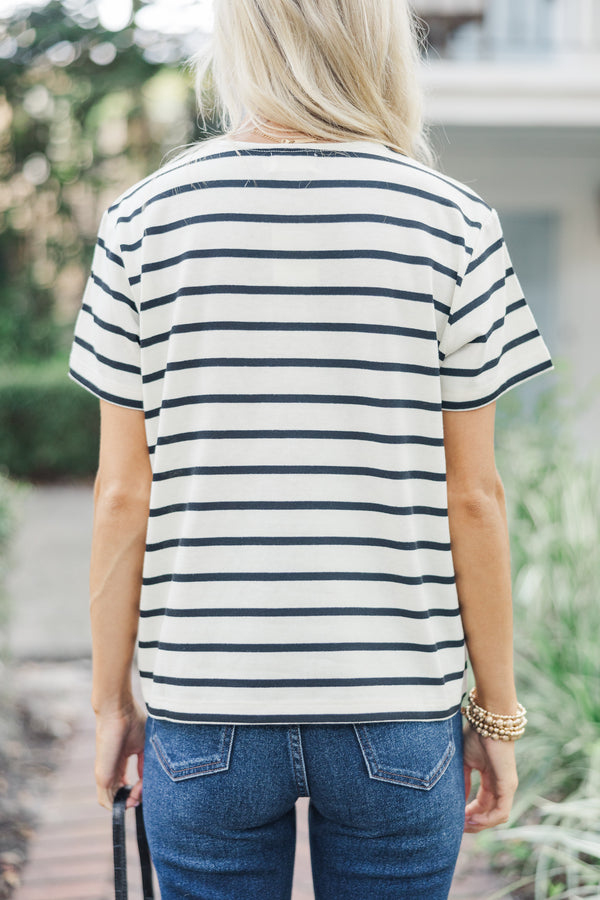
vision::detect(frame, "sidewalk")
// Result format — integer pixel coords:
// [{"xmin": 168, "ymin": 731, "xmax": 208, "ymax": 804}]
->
[{"xmin": 6, "ymin": 483, "xmax": 509, "ymax": 900}]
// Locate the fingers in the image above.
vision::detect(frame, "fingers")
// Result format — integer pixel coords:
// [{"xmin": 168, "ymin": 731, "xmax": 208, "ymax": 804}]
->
[
  {"xmin": 464, "ymin": 787, "xmax": 513, "ymax": 832},
  {"xmin": 95, "ymin": 773, "xmax": 143, "ymax": 811},
  {"xmin": 126, "ymin": 775, "xmax": 143, "ymax": 809},
  {"xmin": 94, "ymin": 706, "xmax": 147, "ymax": 811},
  {"xmin": 95, "ymin": 757, "xmax": 126, "ymax": 811},
  {"xmin": 96, "ymin": 779, "xmax": 125, "ymax": 811}
]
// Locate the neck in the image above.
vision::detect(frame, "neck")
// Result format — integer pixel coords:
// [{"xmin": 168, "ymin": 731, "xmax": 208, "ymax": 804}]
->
[{"xmin": 234, "ymin": 116, "xmax": 319, "ymax": 143}]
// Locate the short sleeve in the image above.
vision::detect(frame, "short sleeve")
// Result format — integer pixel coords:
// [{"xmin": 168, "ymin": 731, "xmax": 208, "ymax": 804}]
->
[
  {"xmin": 68, "ymin": 207, "xmax": 143, "ymax": 410},
  {"xmin": 438, "ymin": 207, "xmax": 554, "ymax": 411}
]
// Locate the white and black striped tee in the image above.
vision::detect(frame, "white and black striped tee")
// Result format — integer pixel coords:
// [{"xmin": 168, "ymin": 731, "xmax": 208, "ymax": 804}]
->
[{"xmin": 68, "ymin": 135, "xmax": 554, "ymax": 724}]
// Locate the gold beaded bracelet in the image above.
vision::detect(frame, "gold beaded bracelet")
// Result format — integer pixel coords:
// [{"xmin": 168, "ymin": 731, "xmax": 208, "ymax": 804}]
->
[{"xmin": 461, "ymin": 687, "xmax": 527, "ymax": 741}]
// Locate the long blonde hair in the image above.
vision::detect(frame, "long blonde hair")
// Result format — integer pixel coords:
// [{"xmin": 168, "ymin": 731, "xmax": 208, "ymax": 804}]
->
[{"xmin": 189, "ymin": 0, "xmax": 436, "ymax": 166}]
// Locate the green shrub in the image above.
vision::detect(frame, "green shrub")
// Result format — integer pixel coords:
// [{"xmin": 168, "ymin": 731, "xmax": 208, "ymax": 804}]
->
[
  {"xmin": 479, "ymin": 371, "xmax": 600, "ymax": 899},
  {"xmin": 0, "ymin": 354, "xmax": 100, "ymax": 480}
]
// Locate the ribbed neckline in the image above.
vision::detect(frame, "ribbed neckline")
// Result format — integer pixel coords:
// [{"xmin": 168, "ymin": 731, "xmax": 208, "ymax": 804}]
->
[{"xmin": 219, "ymin": 137, "xmax": 386, "ymax": 148}]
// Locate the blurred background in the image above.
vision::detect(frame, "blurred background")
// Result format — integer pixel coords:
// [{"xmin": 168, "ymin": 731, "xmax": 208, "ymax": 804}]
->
[{"xmin": 0, "ymin": 2, "xmax": 598, "ymax": 899}]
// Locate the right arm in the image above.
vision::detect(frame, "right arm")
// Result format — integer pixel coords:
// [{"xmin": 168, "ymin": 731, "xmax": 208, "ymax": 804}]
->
[{"xmin": 443, "ymin": 400, "xmax": 520, "ymax": 832}]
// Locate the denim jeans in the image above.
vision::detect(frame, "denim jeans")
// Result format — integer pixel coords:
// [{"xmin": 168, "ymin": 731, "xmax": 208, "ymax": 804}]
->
[{"xmin": 141, "ymin": 709, "xmax": 465, "ymax": 899}]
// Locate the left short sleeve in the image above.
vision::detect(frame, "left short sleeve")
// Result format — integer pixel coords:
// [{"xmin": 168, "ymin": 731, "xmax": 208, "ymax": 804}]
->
[
  {"xmin": 68, "ymin": 206, "xmax": 143, "ymax": 410},
  {"xmin": 438, "ymin": 206, "xmax": 554, "ymax": 411}
]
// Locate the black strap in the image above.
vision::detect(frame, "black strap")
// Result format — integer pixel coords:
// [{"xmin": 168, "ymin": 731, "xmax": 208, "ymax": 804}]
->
[{"xmin": 113, "ymin": 785, "xmax": 155, "ymax": 900}]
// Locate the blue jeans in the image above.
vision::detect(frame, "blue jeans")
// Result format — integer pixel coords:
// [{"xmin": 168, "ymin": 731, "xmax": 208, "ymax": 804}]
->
[{"xmin": 142, "ymin": 710, "xmax": 465, "ymax": 899}]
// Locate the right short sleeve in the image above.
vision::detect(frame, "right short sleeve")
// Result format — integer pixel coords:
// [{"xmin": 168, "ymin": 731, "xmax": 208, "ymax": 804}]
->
[
  {"xmin": 438, "ymin": 207, "xmax": 554, "ymax": 411},
  {"xmin": 68, "ymin": 206, "xmax": 143, "ymax": 410}
]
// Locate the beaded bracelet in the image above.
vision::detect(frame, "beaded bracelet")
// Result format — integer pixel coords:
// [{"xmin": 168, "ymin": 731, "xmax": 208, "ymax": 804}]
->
[{"xmin": 461, "ymin": 687, "xmax": 527, "ymax": 741}]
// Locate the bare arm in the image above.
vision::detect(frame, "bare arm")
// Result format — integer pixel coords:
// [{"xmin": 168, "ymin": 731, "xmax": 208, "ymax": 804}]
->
[
  {"xmin": 442, "ymin": 401, "xmax": 520, "ymax": 831},
  {"xmin": 442, "ymin": 402, "xmax": 518, "ymax": 714},
  {"xmin": 89, "ymin": 399, "xmax": 152, "ymax": 809}
]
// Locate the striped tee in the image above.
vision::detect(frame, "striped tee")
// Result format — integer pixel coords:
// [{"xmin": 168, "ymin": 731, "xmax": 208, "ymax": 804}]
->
[{"xmin": 68, "ymin": 135, "xmax": 554, "ymax": 724}]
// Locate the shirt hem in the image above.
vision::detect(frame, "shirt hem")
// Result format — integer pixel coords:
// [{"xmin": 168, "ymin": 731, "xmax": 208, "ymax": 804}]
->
[
  {"xmin": 441, "ymin": 358, "xmax": 554, "ymax": 411},
  {"xmin": 68, "ymin": 367, "xmax": 144, "ymax": 410},
  {"xmin": 143, "ymin": 702, "xmax": 465, "ymax": 725}
]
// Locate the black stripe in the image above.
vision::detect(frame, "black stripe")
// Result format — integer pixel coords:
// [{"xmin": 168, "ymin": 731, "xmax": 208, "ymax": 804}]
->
[
  {"xmin": 144, "ymin": 356, "xmax": 440, "ymax": 385},
  {"xmin": 139, "ymin": 670, "xmax": 465, "ymax": 688},
  {"xmin": 438, "ymin": 298, "xmax": 527, "ymax": 361},
  {"xmin": 90, "ymin": 272, "xmax": 138, "ymax": 315},
  {"xmin": 467, "ymin": 302, "xmax": 522, "ymax": 345},
  {"xmin": 145, "ymin": 536, "xmax": 451, "ymax": 552},
  {"xmin": 141, "ymin": 571, "xmax": 456, "ymax": 586},
  {"xmin": 442, "ymin": 330, "xmax": 542, "ymax": 378},
  {"xmin": 73, "ymin": 335, "xmax": 141, "ymax": 376},
  {"xmin": 97, "ymin": 237, "xmax": 125, "ymax": 268},
  {"xmin": 140, "ymin": 284, "xmax": 433, "ymax": 316},
  {"xmin": 121, "ymin": 212, "xmax": 471, "ymax": 252},
  {"xmin": 81, "ymin": 303, "xmax": 139, "ymax": 345},
  {"xmin": 441, "ymin": 358, "xmax": 554, "ymax": 410},
  {"xmin": 140, "ymin": 319, "xmax": 436, "ymax": 349},
  {"xmin": 139, "ymin": 604, "xmax": 459, "ymax": 619},
  {"xmin": 144, "ymin": 704, "xmax": 463, "ymax": 723},
  {"xmin": 154, "ymin": 321, "xmax": 436, "ymax": 339},
  {"xmin": 151, "ymin": 394, "xmax": 442, "ymax": 415},
  {"xmin": 434, "ymin": 298, "xmax": 451, "ymax": 318},
  {"xmin": 506, "ymin": 297, "xmax": 527, "ymax": 316},
  {"xmin": 151, "ymin": 464, "xmax": 446, "ymax": 483},
  {"xmin": 139, "ymin": 247, "xmax": 458, "ymax": 283},
  {"xmin": 68, "ymin": 369, "xmax": 143, "ymax": 409},
  {"xmin": 117, "ymin": 178, "xmax": 484, "ymax": 227},
  {"xmin": 155, "ymin": 429, "xmax": 444, "ymax": 448},
  {"xmin": 147, "ymin": 500, "xmax": 447, "ymax": 518},
  {"xmin": 465, "ymin": 237, "xmax": 504, "ymax": 276},
  {"xmin": 448, "ymin": 270, "xmax": 510, "ymax": 326},
  {"xmin": 138, "ymin": 638, "xmax": 464, "ymax": 652}
]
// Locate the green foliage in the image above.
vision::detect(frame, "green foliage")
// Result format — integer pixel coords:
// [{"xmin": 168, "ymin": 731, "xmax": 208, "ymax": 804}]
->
[
  {"xmin": 0, "ymin": 0, "xmax": 209, "ymax": 365},
  {"xmin": 0, "ymin": 244, "xmax": 61, "ymax": 363},
  {"xmin": 0, "ymin": 355, "xmax": 100, "ymax": 480},
  {"xmin": 482, "ymin": 374, "xmax": 600, "ymax": 898}
]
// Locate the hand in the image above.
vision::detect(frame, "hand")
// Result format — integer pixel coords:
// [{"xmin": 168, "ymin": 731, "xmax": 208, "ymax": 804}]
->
[
  {"xmin": 462, "ymin": 724, "xmax": 519, "ymax": 833},
  {"xmin": 94, "ymin": 701, "xmax": 147, "ymax": 811}
]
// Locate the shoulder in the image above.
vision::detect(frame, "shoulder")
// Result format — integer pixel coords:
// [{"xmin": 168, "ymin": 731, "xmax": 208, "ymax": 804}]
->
[
  {"xmin": 103, "ymin": 136, "xmax": 227, "ymax": 231},
  {"xmin": 380, "ymin": 149, "xmax": 494, "ymax": 232}
]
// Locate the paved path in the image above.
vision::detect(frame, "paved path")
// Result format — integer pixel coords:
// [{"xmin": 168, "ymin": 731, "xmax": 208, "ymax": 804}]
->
[{"xmin": 6, "ymin": 482, "xmax": 510, "ymax": 899}]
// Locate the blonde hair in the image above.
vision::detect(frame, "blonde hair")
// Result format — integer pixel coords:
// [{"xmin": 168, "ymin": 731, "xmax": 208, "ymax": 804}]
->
[{"xmin": 188, "ymin": 0, "xmax": 436, "ymax": 166}]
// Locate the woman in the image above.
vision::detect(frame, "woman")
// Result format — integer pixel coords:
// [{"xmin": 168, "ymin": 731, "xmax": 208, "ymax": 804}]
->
[{"xmin": 68, "ymin": 1, "xmax": 553, "ymax": 897}]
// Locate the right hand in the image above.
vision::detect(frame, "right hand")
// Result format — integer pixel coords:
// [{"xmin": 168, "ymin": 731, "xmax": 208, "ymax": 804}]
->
[{"xmin": 462, "ymin": 724, "xmax": 519, "ymax": 832}]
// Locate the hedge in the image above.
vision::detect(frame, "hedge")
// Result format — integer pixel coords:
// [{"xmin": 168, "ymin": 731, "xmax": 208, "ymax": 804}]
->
[{"xmin": 0, "ymin": 355, "xmax": 100, "ymax": 480}]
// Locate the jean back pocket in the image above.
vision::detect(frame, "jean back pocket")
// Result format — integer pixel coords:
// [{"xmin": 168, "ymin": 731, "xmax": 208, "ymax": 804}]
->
[
  {"xmin": 353, "ymin": 717, "xmax": 455, "ymax": 790},
  {"xmin": 149, "ymin": 717, "xmax": 235, "ymax": 782}
]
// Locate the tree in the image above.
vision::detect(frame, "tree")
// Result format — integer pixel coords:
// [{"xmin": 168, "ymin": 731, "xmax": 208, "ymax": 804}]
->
[{"xmin": 0, "ymin": 0, "xmax": 211, "ymax": 361}]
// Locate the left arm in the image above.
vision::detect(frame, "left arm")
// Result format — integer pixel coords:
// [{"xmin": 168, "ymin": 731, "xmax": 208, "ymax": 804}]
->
[{"xmin": 90, "ymin": 399, "xmax": 152, "ymax": 810}]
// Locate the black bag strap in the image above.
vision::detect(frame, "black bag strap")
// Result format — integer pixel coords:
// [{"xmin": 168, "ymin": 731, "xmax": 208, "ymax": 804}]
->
[{"xmin": 113, "ymin": 784, "xmax": 155, "ymax": 900}]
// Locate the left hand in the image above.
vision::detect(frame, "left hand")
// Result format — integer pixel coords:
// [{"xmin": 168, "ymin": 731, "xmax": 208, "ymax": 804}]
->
[{"xmin": 94, "ymin": 701, "xmax": 147, "ymax": 810}]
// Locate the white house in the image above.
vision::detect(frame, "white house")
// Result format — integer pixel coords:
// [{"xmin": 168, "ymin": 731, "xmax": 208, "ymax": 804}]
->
[{"xmin": 415, "ymin": 0, "xmax": 600, "ymax": 456}]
